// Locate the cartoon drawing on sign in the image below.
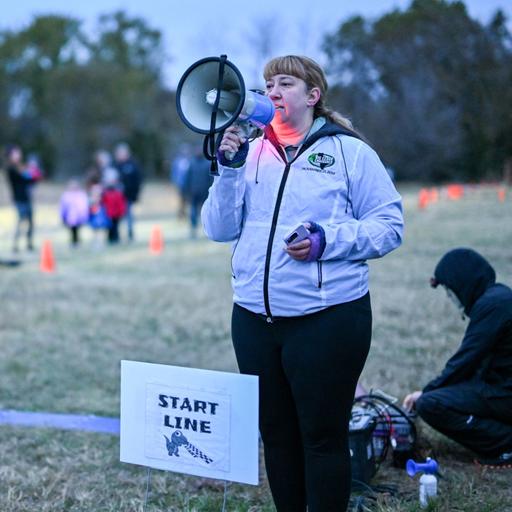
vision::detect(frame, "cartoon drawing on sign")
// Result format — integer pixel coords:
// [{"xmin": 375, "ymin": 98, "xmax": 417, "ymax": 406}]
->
[
  {"xmin": 164, "ymin": 431, "xmax": 213, "ymax": 465},
  {"xmin": 144, "ymin": 383, "xmax": 231, "ymax": 471}
]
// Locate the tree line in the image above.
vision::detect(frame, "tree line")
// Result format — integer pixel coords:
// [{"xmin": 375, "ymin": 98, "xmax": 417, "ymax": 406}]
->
[
  {"xmin": 324, "ymin": 0, "xmax": 512, "ymax": 181},
  {"xmin": 0, "ymin": 11, "xmax": 178, "ymax": 179},
  {"xmin": 0, "ymin": 0, "xmax": 510, "ymax": 182}
]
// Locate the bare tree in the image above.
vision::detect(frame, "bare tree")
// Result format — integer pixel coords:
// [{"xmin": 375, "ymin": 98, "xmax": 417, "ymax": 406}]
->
[{"xmin": 244, "ymin": 16, "xmax": 283, "ymax": 87}]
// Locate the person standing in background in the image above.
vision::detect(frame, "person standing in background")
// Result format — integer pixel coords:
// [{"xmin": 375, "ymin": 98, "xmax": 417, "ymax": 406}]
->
[
  {"xmin": 5, "ymin": 145, "xmax": 42, "ymax": 253},
  {"xmin": 114, "ymin": 142, "xmax": 142, "ymax": 241},
  {"xmin": 93, "ymin": 149, "xmax": 113, "ymax": 185},
  {"xmin": 183, "ymin": 146, "xmax": 213, "ymax": 238},
  {"xmin": 170, "ymin": 144, "xmax": 191, "ymax": 219}
]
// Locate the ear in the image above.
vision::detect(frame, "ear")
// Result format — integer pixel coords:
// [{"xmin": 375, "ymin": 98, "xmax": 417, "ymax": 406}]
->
[{"xmin": 307, "ymin": 87, "xmax": 321, "ymax": 107}]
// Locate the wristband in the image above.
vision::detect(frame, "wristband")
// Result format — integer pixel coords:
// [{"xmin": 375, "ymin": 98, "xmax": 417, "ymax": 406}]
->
[
  {"xmin": 305, "ymin": 221, "xmax": 326, "ymax": 262},
  {"xmin": 217, "ymin": 138, "xmax": 249, "ymax": 168}
]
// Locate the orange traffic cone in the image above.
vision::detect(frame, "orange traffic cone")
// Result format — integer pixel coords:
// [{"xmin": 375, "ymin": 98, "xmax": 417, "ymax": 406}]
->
[
  {"xmin": 447, "ymin": 184, "xmax": 464, "ymax": 200},
  {"xmin": 40, "ymin": 240, "xmax": 56, "ymax": 273},
  {"xmin": 418, "ymin": 188, "xmax": 429, "ymax": 209},
  {"xmin": 149, "ymin": 225, "xmax": 164, "ymax": 254},
  {"xmin": 498, "ymin": 186, "xmax": 506, "ymax": 203}
]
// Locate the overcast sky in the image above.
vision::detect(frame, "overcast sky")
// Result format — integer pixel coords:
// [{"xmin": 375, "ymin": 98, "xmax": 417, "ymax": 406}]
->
[{"xmin": 1, "ymin": 0, "xmax": 510, "ymax": 88}]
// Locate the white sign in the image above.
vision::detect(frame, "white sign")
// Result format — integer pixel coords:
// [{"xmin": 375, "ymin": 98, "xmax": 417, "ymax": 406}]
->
[{"xmin": 120, "ymin": 360, "xmax": 259, "ymax": 485}]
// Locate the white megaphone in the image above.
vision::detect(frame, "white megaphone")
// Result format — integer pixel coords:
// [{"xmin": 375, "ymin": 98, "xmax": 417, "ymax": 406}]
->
[{"xmin": 176, "ymin": 55, "xmax": 275, "ymax": 170}]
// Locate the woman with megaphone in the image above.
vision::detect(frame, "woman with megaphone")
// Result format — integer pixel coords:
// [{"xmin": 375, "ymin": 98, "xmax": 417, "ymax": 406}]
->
[{"xmin": 202, "ymin": 55, "xmax": 403, "ymax": 512}]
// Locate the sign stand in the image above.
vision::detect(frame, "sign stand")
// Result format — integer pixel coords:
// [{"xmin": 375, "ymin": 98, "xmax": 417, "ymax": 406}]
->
[
  {"xmin": 142, "ymin": 467, "xmax": 230, "ymax": 512},
  {"xmin": 143, "ymin": 467, "xmax": 152, "ymax": 512},
  {"xmin": 221, "ymin": 480, "xmax": 229, "ymax": 512}
]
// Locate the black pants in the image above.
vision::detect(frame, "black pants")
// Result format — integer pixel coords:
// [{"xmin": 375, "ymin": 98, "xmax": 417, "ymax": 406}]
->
[
  {"xmin": 107, "ymin": 218, "xmax": 120, "ymax": 243},
  {"xmin": 231, "ymin": 294, "xmax": 372, "ymax": 512},
  {"xmin": 189, "ymin": 196, "xmax": 204, "ymax": 231},
  {"xmin": 70, "ymin": 226, "xmax": 80, "ymax": 246},
  {"xmin": 417, "ymin": 382, "xmax": 512, "ymax": 457},
  {"xmin": 13, "ymin": 201, "xmax": 33, "ymax": 250}
]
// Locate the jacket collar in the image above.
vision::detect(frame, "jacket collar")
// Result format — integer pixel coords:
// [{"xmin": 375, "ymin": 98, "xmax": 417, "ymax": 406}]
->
[{"xmin": 263, "ymin": 120, "xmax": 362, "ymax": 162}]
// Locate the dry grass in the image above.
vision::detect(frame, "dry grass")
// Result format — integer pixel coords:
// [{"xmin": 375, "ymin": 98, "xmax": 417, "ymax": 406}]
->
[{"xmin": 0, "ymin": 180, "xmax": 511, "ymax": 511}]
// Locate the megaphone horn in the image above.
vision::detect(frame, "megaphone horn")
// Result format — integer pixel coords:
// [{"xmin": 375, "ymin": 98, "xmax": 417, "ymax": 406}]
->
[
  {"xmin": 176, "ymin": 55, "xmax": 246, "ymax": 135},
  {"xmin": 176, "ymin": 55, "xmax": 275, "ymax": 174}
]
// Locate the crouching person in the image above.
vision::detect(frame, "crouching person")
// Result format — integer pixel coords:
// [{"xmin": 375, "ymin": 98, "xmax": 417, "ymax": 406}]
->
[{"xmin": 404, "ymin": 248, "xmax": 512, "ymax": 467}]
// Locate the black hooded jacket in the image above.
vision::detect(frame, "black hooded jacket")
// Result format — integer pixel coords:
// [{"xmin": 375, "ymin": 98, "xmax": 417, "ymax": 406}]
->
[
  {"xmin": 423, "ymin": 248, "xmax": 512, "ymax": 396},
  {"xmin": 115, "ymin": 158, "xmax": 142, "ymax": 202}
]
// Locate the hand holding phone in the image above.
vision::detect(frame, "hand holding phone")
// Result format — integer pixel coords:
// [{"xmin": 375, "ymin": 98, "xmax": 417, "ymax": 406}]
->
[{"xmin": 284, "ymin": 224, "xmax": 310, "ymax": 245}]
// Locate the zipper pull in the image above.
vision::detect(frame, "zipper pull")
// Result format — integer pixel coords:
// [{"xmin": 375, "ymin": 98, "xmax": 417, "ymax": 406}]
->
[{"xmin": 317, "ymin": 261, "xmax": 323, "ymax": 289}]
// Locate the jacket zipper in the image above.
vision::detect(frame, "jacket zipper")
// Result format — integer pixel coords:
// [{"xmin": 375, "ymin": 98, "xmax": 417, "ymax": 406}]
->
[
  {"xmin": 263, "ymin": 161, "xmax": 291, "ymax": 322},
  {"xmin": 317, "ymin": 261, "xmax": 323, "ymax": 289},
  {"xmin": 261, "ymin": 129, "xmax": 330, "ymax": 321},
  {"xmin": 260, "ymin": 124, "xmax": 360, "ymax": 321}
]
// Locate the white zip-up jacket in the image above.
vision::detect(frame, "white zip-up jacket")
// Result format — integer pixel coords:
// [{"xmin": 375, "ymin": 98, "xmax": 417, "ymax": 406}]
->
[{"xmin": 202, "ymin": 122, "xmax": 403, "ymax": 319}]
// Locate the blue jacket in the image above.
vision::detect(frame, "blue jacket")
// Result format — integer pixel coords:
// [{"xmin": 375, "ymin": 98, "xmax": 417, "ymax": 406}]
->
[{"xmin": 202, "ymin": 122, "xmax": 404, "ymax": 318}]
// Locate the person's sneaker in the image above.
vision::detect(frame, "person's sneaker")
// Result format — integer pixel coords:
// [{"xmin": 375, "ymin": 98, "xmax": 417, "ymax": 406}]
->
[{"xmin": 475, "ymin": 452, "xmax": 512, "ymax": 468}]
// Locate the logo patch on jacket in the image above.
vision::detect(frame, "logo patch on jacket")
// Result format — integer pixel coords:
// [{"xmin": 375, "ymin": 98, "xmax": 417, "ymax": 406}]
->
[{"xmin": 307, "ymin": 153, "xmax": 335, "ymax": 169}]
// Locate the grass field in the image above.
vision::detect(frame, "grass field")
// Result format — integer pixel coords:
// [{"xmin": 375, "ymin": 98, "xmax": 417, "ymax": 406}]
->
[{"xmin": 0, "ymin": 179, "xmax": 511, "ymax": 511}]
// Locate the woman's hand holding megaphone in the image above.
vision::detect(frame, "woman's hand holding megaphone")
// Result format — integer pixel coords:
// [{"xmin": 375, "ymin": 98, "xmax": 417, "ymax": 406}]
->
[{"xmin": 218, "ymin": 125, "xmax": 249, "ymax": 167}]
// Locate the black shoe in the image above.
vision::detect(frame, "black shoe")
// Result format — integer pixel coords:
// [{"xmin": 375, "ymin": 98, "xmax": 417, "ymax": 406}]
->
[{"xmin": 475, "ymin": 452, "xmax": 512, "ymax": 468}]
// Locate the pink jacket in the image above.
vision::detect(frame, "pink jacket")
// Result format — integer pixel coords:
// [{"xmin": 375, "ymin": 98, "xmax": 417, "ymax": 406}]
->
[{"xmin": 60, "ymin": 189, "xmax": 90, "ymax": 227}]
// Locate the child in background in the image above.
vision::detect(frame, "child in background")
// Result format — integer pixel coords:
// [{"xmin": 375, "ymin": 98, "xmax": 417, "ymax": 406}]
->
[
  {"xmin": 101, "ymin": 168, "xmax": 126, "ymax": 244},
  {"xmin": 60, "ymin": 178, "xmax": 89, "ymax": 247},
  {"xmin": 88, "ymin": 183, "xmax": 109, "ymax": 249},
  {"xmin": 25, "ymin": 154, "xmax": 43, "ymax": 182}
]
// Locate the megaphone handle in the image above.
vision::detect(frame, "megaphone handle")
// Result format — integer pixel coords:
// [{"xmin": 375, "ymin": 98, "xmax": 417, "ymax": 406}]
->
[
  {"xmin": 207, "ymin": 54, "xmax": 229, "ymax": 176},
  {"xmin": 223, "ymin": 122, "xmax": 251, "ymax": 161}
]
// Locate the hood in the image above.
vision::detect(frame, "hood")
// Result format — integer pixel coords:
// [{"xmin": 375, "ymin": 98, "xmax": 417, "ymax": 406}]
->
[
  {"xmin": 432, "ymin": 248, "xmax": 496, "ymax": 315},
  {"xmin": 263, "ymin": 121, "xmax": 362, "ymax": 161},
  {"xmin": 300, "ymin": 121, "xmax": 362, "ymax": 150}
]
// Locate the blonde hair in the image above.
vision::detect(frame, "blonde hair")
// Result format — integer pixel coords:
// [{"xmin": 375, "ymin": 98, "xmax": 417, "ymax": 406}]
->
[{"xmin": 263, "ymin": 55, "xmax": 355, "ymax": 131}]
